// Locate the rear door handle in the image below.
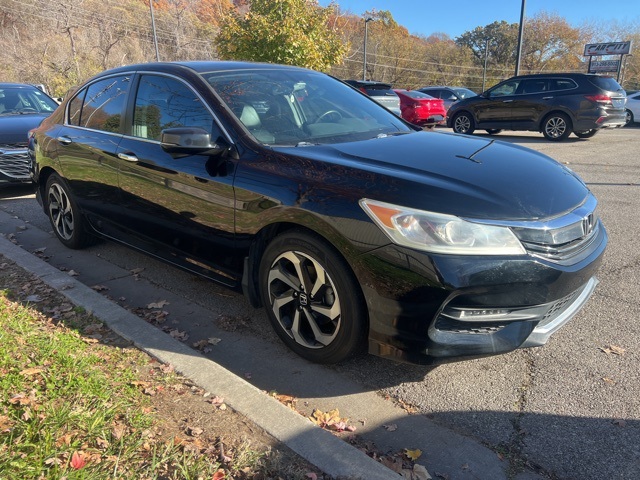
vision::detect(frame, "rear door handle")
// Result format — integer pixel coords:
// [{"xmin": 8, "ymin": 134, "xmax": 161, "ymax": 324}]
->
[
  {"xmin": 56, "ymin": 136, "xmax": 72, "ymax": 145},
  {"xmin": 118, "ymin": 153, "xmax": 139, "ymax": 163},
  {"xmin": 542, "ymin": 96, "xmax": 554, "ymax": 100},
  {"xmin": 502, "ymin": 99, "xmax": 513, "ymax": 103}
]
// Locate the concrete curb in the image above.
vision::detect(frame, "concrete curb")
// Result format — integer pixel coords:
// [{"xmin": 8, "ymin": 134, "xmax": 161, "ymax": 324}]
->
[{"xmin": 0, "ymin": 235, "xmax": 399, "ymax": 480}]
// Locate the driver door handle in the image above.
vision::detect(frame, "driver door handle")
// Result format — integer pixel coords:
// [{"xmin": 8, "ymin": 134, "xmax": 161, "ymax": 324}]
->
[
  {"xmin": 118, "ymin": 153, "xmax": 139, "ymax": 163},
  {"xmin": 56, "ymin": 136, "xmax": 72, "ymax": 145},
  {"xmin": 502, "ymin": 99, "xmax": 513, "ymax": 103}
]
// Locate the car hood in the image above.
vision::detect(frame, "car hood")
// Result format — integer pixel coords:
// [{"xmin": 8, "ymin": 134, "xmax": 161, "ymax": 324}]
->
[
  {"xmin": 275, "ymin": 131, "xmax": 590, "ymax": 221},
  {"xmin": 0, "ymin": 113, "xmax": 50, "ymax": 145}
]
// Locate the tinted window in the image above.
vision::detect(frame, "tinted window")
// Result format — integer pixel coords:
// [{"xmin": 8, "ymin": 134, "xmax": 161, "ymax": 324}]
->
[
  {"xmin": 79, "ymin": 76, "xmax": 130, "ymax": 132},
  {"xmin": 588, "ymin": 76, "xmax": 623, "ymax": 92},
  {"xmin": 68, "ymin": 90, "xmax": 85, "ymax": 126},
  {"xmin": 520, "ymin": 79, "xmax": 548, "ymax": 94},
  {"xmin": 132, "ymin": 75, "xmax": 215, "ymax": 141},
  {"xmin": 550, "ymin": 79, "xmax": 577, "ymax": 91}
]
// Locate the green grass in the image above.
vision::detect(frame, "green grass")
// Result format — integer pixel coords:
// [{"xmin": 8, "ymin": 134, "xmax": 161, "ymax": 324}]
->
[{"xmin": 0, "ymin": 294, "xmax": 233, "ymax": 479}]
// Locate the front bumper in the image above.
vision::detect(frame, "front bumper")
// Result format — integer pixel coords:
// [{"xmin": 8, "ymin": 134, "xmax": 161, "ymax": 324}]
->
[{"xmin": 361, "ymin": 224, "xmax": 607, "ymax": 365}]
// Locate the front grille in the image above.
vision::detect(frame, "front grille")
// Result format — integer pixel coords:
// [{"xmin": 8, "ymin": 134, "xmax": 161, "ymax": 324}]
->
[
  {"xmin": 0, "ymin": 147, "xmax": 30, "ymax": 180},
  {"xmin": 517, "ymin": 222, "xmax": 600, "ymax": 262}
]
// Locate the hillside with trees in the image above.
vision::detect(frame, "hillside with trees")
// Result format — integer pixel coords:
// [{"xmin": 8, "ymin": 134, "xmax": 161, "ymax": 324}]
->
[{"xmin": 0, "ymin": 0, "xmax": 638, "ymax": 97}]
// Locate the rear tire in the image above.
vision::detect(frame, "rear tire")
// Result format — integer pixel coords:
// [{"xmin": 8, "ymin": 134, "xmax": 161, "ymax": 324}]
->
[
  {"xmin": 45, "ymin": 173, "xmax": 95, "ymax": 249},
  {"xmin": 542, "ymin": 113, "xmax": 572, "ymax": 141},
  {"xmin": 452, "ymin": 112, "xmax": 475, "ymax": 135},
  {"xmin": 259, "ymin": 231, "xmax": 367, "ymax": 364},
  {"xmin": 625, "ymin": 109, "xmax": 634, "ymax": 125},
  {"xmin": 574, "ymin": 129, "xmax": 598, "ymax": 139}
]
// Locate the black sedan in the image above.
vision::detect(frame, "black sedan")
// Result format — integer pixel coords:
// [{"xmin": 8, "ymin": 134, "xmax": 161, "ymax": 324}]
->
[{"xmin": 30, "ymin": 61, "xmax": 607, "ymax": 365}]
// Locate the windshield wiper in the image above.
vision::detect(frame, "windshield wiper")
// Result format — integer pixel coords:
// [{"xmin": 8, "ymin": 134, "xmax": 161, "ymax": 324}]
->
[
  {"xmin": 295, "ymin": 141, "xmax": 320, "ymax": 147},
  {"xmin": 375, "ymin": 131, "xmax": 411, "ymax": 139}
]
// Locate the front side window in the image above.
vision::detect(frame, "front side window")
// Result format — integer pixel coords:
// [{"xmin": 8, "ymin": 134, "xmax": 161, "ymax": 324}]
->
[
  {"xmin": 75, "ymin": 76, "xmax": 130, "ymax": 132},
  {"xmin": 491, "ymin": 80, "xmax": 520, "ymax": 97},
  {"xmin": 132, "ymin": 75, "xmax": 215, "ymax": 141}
]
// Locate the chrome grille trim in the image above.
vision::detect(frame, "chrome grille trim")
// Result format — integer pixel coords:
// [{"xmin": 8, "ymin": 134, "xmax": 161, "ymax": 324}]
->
[{"xmin": 0, "ymin": 148, "xmax": 30, "ymax": 179}]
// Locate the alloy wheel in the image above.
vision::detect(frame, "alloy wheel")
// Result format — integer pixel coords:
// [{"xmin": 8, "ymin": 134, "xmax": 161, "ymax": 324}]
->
[
  {"xmin": 454, "ymin": 114, "xmax": 472, "ymax": 134},
  {"xmin": 544, "ymin": 116, "xmax": 568, "ymax": 139},
  {"xmin": 266, "ymin": 250, "xmax": 341, "ymax": 349},
  {"xmin": 48, "ymin": 182, "xmax": 74, "ymax": 241}
]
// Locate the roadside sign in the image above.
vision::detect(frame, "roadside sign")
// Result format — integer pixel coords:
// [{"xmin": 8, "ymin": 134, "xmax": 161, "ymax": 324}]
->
[
  {"xmin": 584, "ymin": 42, "xmax": 632, "ymax": 56},
  {"xmin": 589, "ymin": 60, "xmax": 621, "ymax": 73}
]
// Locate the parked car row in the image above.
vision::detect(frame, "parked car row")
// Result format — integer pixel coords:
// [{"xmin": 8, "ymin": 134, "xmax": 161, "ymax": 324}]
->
[{"xmin": 29, "ymin": 61, "xmax": 607, "ymax": 366}]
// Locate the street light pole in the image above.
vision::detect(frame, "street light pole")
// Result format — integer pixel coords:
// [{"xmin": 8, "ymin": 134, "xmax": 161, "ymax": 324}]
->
[
  {"xmin": 149, "ymin": 0, "xmax": 160, "ymax": 62},
  {"xmin": 363, "ymin": 18, "xmax": 373, "ymax": 81},
  {"xmin": 514, "ymin": 0, "xmax": 526, "ymax": 76}
]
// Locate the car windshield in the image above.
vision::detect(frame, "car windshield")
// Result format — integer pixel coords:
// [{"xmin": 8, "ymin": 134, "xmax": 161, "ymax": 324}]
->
[
  {"xmin": 452, "ymin": 88, "xmax": 477, "ymax": 99},
  {"xmin": 203, "ymin": 69, "xmax": 410, "ymax": 146},
  {"xmin": 0, "ymin": 87, "xmax": 59, "ymax": 116}
]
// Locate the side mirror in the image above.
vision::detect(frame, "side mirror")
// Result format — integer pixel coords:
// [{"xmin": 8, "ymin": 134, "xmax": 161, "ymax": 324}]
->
[{"xmin": 161, "ymin": 127, "xmax": 228, "ymax": 157}]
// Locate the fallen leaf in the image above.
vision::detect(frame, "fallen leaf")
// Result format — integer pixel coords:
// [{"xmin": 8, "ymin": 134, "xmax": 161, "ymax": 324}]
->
[
  {"xmin": 187, "ymin": 426, "xmax": 204, "ymax": 436},
  {"xmin": 383, "ymin": 423, "xmax": 398, "ymax": 432},
  {"xmin": 70, "ymin": 451, "xmax": 86, "ymax": 469},
  {"xmin": 91, "ymin": 285, "xmax": 109, "ymax": 292},
  {"xmin": 602, "ymin": 377, "xmax": 616, "ymax": 385},
  {"xmin": 25, "ymin": 295, "xmax": 42, "ymax": 303},
  {"xmin": 208, "ymin": 337, "xmax": 222, "ymax": 345},
  {"xmin": 130, "ymin": 268, "xmax": 144, "ymax": 274},
  {"xmin": 67, "ymin": 270, "xmax": 80, "ymax": 277},
  {"xmin": 306, "ymin": 473, "xmax": 318, "ymax": 480},
  {"xmin": 613, "ymin": 419, "xmax": 627, "ymax": 427},
  {"xmin": 599, "ymin": 345, "xmax": 626, "ymax": 356},
  {"xmin": 212, "ymin": 469, "xmax": 226, "ymax": 479},
  {"xmin": 405, "ymin": 448, "xmax": 422, "ymax": 461},
  {"xmin": 19, "ymin": 367, "xmax": 44, "ymax": 376},
  {"xmin": 381, "ymin": 455, "xmax": 403, "ymax": 473},
  {"xmin": 413, "ymin": 464, "xmax": 432, "ymax": 480},
  {"xmin": 244, "ymin": 372, "xmax": 252, "ymax": 379},
  {"xmin": 147, "ymin": 300, "xmax": 169, "ymax": 309}
]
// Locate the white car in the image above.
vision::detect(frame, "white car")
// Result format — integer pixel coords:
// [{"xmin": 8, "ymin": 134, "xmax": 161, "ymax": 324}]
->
[{"xmin": 625, "ymin": 91, "xmax": 640, "ymax": 125}]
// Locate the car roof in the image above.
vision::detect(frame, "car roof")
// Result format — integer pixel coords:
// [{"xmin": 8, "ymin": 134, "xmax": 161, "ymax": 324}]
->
[
  {"xmin": 0, "ymin": 83, "xmax": 41, "ymax": 89},
  {"xmin": 90, "ymin": 61, "xmax": 311, "ymax": 78}
]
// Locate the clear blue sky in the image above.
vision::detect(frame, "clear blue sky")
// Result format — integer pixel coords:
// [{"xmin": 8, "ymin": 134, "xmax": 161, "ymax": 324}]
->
[{"xmin": 319, "ymin": 0, "xmax": 640, "ymax": 39}]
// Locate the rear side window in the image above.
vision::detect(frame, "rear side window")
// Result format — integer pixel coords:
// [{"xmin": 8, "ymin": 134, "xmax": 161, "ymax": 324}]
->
[
  {"xmin": 588, "ymin": 76, "xmax": 623, "ymax": 92},
  {"xmin": 70, "ymin": 76, "xmax": 130, "ymax": 132},
  {"xmin": 550, "ymin": 79, "xmax": 577, "ymax": 91}
]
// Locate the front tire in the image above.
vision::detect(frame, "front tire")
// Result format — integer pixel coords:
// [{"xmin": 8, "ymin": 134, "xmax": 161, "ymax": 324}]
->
[
  {"xmin": 485, "ymin": 129, "xmax": 502, "ymax": 135},
  {"xmin": 542, "ymin": 113, "xmax": 572, "ymax": 141},
  {"xmin": 574, "ymin": 129, "xmax": 598, "ymax": 139},
  {"xmin": 259, "ymin": 231, "xmax": 367, "ymax": 364},
  {"xmin": 452, "ymin": 112, "xmax": 475, "ymax": 135},
  {"xmin": 45, "ymin": 173, "xmax": 95, "ymax": 249}
]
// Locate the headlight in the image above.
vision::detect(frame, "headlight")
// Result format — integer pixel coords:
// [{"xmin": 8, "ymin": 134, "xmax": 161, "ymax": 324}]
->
[{"xmin": 360, "ymin": 199, "xmax": 525, "ymax": 255}]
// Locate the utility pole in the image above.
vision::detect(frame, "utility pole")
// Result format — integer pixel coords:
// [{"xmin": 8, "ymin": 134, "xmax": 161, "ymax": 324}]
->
[
  {"xmin": 149, "ymin": 0, "xmax": 160, "ymax": 62},
  {"xmin": 363, "ymin": 18, "xmax": 373, "ymax": 81},
  {"xmin": 514, "ymin": 0, "xmax": 526, "ymax": 76}
]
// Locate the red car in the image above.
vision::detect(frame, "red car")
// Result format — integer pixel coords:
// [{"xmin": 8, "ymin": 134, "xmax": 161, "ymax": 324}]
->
[{"xmin": 394, "ymin": 89, "xmax": 447, "ymax": 129}]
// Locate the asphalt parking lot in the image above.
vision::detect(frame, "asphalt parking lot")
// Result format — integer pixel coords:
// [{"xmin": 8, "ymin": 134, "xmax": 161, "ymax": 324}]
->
[{"xmin": 1, "ymin": 125, "xmax": 639, "ymax": 479}]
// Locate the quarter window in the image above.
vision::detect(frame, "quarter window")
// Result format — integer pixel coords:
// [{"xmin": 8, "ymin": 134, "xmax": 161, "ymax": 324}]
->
[{"xmin": 132, "ymin": 75, "xmax": 215, "ymax": 141}]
